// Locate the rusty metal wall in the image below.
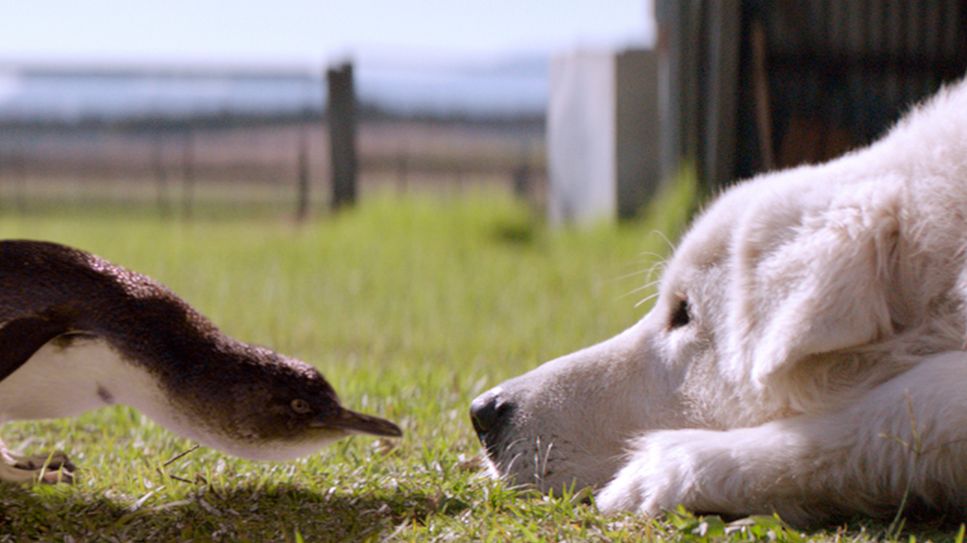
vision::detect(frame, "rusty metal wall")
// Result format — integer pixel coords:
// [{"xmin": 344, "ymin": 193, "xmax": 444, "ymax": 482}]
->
[
  {"xmin": 657, "ymin": 0, "xmax": 967, "ymax": 190},
  {"xmin": 735, "ymin": 0, "xmax": 967, "ymax": 178}
]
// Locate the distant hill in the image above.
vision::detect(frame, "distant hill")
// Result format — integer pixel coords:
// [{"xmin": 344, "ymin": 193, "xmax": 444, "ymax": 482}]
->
[{"xmin": 0, "ymin": 58, "xmax": 549, "ymax": 123}]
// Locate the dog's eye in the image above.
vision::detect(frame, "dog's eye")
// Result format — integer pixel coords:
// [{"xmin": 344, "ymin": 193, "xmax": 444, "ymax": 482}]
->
[{"xmin": 669, "ymin": 299, "xmax": 691, "ymax": 329}]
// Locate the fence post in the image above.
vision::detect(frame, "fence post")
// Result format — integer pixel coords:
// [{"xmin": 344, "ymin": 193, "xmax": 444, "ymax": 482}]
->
[
  {"xmin": 6, "ymin": 142, "xmax": 27, "ymax": 212},
  {"xmin": 153, "ymin": 133, "xmax": 171, "ymax": 217},
  {"xmin": 512, "ymin": 143, "xmax": 532, "ymax": 200},
  {"xmin": 397, "ymin": 150, "xmax": 408, "ymax": 193},
  {"xmin": 296, "ymin": 126, "xmax": 311, "ymax": 222},
  {"xmin": 327, "ymin": 62, "xmax": 357, "ymax": 210},
  {"xmin": 14, "ymin": 152, "xmax": 25, "ymax": 212},
  {"xmin": 182, "ymin": 129, "xmax": 195, "ymax": 219}
]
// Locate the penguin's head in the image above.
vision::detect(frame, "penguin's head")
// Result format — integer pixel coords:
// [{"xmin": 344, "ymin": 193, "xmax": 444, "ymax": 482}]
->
[{"xmin": 178, "ymin": 346, "xmax": 402, "ymax": 461}]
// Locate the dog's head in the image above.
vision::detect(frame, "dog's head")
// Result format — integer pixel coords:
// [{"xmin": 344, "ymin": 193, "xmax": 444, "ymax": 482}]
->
[{"xmin": 471, "ymin": 162, "xmax": 958, "ymax": 493}]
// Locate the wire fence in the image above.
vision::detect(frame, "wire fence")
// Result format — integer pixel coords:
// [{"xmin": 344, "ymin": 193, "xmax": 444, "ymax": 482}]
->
[{"xmin": 0, "ymin": 115, "xmax": 546, "ymax": 219}]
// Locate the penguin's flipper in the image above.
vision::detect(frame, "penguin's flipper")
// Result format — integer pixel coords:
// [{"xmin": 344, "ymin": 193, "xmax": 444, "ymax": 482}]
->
[{"xmin": 0, "ymin": 316, "xmax": 71, "ymax": 382}]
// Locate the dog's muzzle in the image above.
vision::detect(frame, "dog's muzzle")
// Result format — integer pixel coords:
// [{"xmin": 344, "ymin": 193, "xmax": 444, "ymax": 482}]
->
[{"xmin": 470, "ymin": 388, "xmax": 515, "ymax": 457}]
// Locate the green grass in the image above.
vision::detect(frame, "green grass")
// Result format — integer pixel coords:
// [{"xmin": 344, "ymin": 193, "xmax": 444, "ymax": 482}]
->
[{"xmin": 0, "ymin": 181, "xmax": 959, "ymax": 541}]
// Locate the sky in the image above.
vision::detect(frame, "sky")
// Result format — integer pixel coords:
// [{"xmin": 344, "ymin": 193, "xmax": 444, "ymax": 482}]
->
[{"xmin": 1, "ymin": 0, "xmax": 655, "ymax": 68}]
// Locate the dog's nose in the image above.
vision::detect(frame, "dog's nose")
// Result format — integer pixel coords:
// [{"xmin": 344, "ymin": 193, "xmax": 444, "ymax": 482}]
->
[{"xmin": 470, "ymin": 389, "xmax": 513, "ymax": 439}]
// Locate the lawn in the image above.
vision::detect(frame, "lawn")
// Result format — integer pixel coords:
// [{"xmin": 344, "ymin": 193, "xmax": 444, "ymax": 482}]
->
[{"xmin": 0, "ymin": 182, "xmax": 958, "ymax": 541}]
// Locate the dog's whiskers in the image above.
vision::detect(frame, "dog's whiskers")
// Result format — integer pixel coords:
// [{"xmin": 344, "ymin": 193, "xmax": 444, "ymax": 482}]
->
[
  {"xmin": 634, "ymin": 291, "xmax": 662, "ymax": 309},
  {"xmin": 650, "ymin": 230, "xmax": 677, "ymax": 253},
  {"xmin": 606, "ymin": 269, "xmax": 654, "ymax": 283},
  {"xmin": 618, "ymin": 281, "xmax": 660, "ymax": 301},
  {"xmin": 504, "ymin": 451, "xmax": 524, "ymax": 479},
  {"xmin": 497, "ymin": 437, "xmax": 529, "ymax": 477},
  {"xmin": 645, "ymin": 259, "xmax": 667, "ymax": 282}
]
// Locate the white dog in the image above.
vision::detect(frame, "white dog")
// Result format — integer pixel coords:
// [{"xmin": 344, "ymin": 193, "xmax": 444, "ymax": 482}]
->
[{"xmin": 471, "ymin": 78, "xmax": 967, "ymax": 525}]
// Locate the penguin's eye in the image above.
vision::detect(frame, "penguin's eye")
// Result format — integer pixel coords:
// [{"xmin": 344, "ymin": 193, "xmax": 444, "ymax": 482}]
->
[{"xmin": 290, "ymin": 399, "xmax": 312, "ymax": 414}]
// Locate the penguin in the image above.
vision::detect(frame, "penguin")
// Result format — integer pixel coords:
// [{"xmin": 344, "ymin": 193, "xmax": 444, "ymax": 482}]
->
[{"xmin": 0, "ymin": 239, "xmax": 401, "ymax": 483}]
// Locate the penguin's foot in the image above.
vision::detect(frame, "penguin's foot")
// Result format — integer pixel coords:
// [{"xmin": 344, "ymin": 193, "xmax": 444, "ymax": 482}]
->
[
  {"xmin": 0, "ymin": 461, "xmax": 74, "ymax": 483},
  {"xmin": 0, "ymin": 441, "xmax": 75, "ymax": 484},
  {"xmin": 10, "ymin": 450, "xmax": 75, "ymax": 472}
]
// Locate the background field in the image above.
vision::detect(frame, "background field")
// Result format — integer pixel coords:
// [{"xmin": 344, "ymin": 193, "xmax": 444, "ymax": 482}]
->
[{"xmin": 0, "ymin": 184, "xmax": 959, "ymax": 542}]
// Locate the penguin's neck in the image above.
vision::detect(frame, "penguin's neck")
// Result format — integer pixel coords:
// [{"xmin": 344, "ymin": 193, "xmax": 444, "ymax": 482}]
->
[{"xmin": 0, "ymin": 336, "xmax": 201, "ymax": 442}]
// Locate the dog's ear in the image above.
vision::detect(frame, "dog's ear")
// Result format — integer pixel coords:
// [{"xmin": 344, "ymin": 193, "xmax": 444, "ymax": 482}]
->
[{"xmin": 728, "ymin": 192, "xmax": 901, "ymax": 389}]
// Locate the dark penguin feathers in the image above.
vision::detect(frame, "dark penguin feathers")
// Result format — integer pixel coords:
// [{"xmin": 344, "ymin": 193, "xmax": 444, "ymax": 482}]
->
[
  {"xmin": 0, "ymin": 314, "xmax": 70, "ymax": 382},
  {"xmin": 0, "ymin": 239, "xmax": 400, "ymax": 473}
]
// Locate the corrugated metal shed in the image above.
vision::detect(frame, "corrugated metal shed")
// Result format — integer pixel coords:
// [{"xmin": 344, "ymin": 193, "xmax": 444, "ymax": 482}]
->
[{"xmin": 657, "ymin": 0, "xmax": 967, "ymax": 191}]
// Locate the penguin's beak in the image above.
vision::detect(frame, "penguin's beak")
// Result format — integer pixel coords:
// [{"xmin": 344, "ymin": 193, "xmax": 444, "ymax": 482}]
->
[{"xmin": 310, "ymin": 408, "xmax": 402, "ymax": 437}]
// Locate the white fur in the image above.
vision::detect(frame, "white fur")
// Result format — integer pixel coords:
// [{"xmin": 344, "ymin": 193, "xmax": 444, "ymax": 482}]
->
[{"xmin": 481, "ymin": 79, "xmax": 967, "ymax": 524}]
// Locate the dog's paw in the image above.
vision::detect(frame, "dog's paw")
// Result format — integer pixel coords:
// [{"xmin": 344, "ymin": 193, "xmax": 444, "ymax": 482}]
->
[{"xmin": 595, "ymin": 430, "xmax": 716, "ymax": 517}]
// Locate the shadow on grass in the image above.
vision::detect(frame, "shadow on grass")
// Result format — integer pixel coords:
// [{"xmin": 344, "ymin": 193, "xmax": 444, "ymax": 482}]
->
[
  {"xmin": 491, "ymin": 218, "xmax": 537, "ymax": 245},
  {"xmin": 0, "ymin": 482, "xmax": 465, "ymax": 541}
]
